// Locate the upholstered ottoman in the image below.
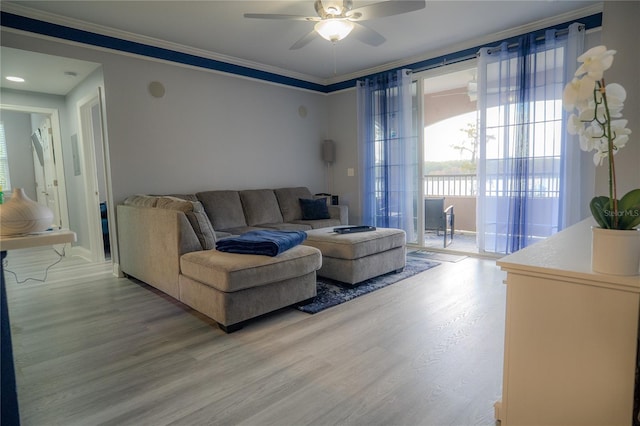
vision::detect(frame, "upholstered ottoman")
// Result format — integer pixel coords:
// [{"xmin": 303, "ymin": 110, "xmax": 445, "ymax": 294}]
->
[
  {"xmin": 303, "ymin": 227, "xmax": 406, "ymax": 285},
  {"xmin": 179, "ymin": 245, "xmax": 321, "ymax": 332}
]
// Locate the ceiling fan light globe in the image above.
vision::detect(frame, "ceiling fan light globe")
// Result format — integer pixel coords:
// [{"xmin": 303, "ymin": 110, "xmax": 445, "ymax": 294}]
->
[{"xmin": 314, "ymin": 19, "xmax": 354, "ymax": 42}]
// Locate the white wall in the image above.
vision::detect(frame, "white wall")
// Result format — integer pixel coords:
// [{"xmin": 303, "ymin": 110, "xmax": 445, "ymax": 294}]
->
[
  {"xmin": 0, "ymin": 30, "xmax": 330, "ymax": 208},
  {"xmin": 326, "ymin": 88, "xmax": 360, "ymax": 224},
  {"xmin": 599, "ymin": 1, "xmax": 640, "ymax": 197},
  {"xmin": 101, "ymin": 54, "xmax": 330, "ymax": 202},
  {"xmin": 0, "ymin": 109, "xmax": 36, "ymax": 199}
]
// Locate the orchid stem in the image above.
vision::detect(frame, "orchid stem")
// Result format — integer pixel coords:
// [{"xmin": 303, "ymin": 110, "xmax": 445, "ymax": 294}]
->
[{"xmin": 600, "ymin": 78, "xmax": 618, "ymax": 228}]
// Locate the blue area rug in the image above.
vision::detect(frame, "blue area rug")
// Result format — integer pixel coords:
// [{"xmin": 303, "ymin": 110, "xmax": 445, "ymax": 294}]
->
[{"xmin": 296, "ymin": 257, "xmax": 440, "ymax": 314}]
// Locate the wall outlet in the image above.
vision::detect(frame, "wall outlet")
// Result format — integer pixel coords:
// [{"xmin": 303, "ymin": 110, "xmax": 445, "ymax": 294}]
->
[{"xmin": 347, "ymin": 168, "xmax": 355, "ymax": 177}]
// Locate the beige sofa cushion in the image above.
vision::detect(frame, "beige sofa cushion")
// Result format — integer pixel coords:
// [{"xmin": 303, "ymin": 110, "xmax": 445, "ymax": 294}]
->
[
  {"xmin": 274, "ymin": 187, "xmax": 313, "ymax": 222},
  {"xmin": 124, "ymin": 194, "xmax": 159, "ymax": 207},
  {"xmin": 261, "ymin": 222, "xmax": 312, "ymax": 231},
  {"xmin": 304, "ymin": 227, "xmax": 406, "ymax": 260},
  {"xmin": 196, "ymin": 190, "xmax": 247, "ymax": 231},
  {"xmin": 290, "ymin": 218, "xmax": 342, "ymax": 229},
  {"xmin": 180, "ymin": 245, "xmax": 322, "ymax": 293},
  {"xmin": 156, "ymin": 197, "xmax": 216, "ymax": 250},
  {"xmin": 240, "ymin": 189, "xmax": 284, "ymax": 226}
]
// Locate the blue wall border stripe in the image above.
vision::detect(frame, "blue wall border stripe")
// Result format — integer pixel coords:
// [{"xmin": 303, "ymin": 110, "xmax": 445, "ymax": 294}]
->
[
  {"xmin": 0, "ymin": 12, "xmax": 328, "ymax": 93},
  {"xmin": 326, "ymin": 13, "xmax": 602, "ymax": 92},
  {"xmin": 2, "ymin": 11, "xmax": 602, "ymax": 94}
]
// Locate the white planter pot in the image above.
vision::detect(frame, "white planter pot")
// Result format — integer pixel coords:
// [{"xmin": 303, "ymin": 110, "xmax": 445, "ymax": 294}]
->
[
  {"xmin": 0, "ymin": 188, "xmax": 54, "ymax": 236},
  {"xmin": 591, "ymin": 226, "xmax": 640, "ymax": 276}
]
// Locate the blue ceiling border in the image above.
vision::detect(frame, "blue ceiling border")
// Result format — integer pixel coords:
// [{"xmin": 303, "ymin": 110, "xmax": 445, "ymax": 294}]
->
[
  {"xmin": 0, "ymin": 11, "xmax": 328, "ymax": 93},
  {"xmin": 1, "ymin": 10, "xmax": 602, "ymax": 95},
  {"xmin": 325, "ymin": 12, "xmax": 602, "ymax": 92}
]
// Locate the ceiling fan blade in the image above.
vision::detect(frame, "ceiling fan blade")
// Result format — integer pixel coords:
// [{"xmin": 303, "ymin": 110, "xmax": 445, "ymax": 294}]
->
[
  {"xmin": 350, "ymin": 22, "xmax": 386, "ymax": 47},
  {"xmin": 243, "ymin": 13, "xmax": 318, "ymax": 21},
  {"xmin": 342, "ymin": 0, "xmax": 354, "ymax": 14},
  {"xmin": 290, "ymin": 30, "xmax": 319, "ymax": 50},
  {"xmin": 347, "ymin": 0, "xmax": 425, "ymax": 20}
]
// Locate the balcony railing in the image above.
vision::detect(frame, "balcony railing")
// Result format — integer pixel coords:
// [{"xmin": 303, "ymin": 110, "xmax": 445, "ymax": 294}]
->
[
  {"xmin": 424, "ymin": 174, "xmax": 477, "ymax": 197},
  {"xmin": 424, "ymin": 172, "xmax": 560, "ymax": 198}
]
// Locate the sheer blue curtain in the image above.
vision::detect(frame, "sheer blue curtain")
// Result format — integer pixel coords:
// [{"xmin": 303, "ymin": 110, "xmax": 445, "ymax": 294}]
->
[
  {"xmin": 477, "ymin": 23, "xmax": 584, "ymax": 254},
  {"xmin": 357, "ymin": 69, "xmax": 417, "ymax": 243}
]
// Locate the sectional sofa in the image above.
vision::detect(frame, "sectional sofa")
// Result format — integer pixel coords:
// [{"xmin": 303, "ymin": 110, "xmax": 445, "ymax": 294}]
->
[{"xmin": 117, "ymin": 187, "xmax": 347, "ymax": 332}]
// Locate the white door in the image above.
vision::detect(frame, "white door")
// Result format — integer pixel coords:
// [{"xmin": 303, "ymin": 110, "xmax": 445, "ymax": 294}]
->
[
  {"xmin": 78, "ymin": 92, "xmax": 107, "ymax": 262},
  {"xmin": 31, "ymin": 131, "xmax": 46, "ymax": 205},
  {"xmin": 34, "ymin": 117, "xmax": 63, "ymax": 227}
]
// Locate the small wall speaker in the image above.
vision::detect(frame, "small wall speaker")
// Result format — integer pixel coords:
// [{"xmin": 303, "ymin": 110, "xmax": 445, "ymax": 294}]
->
[
  {"xmin": 322, "ymin": 139, "xmax": 335, "ymax": 163},
  {"xmin": 148, "ymin": 81, "xmax": 166, "ymax": 98}
]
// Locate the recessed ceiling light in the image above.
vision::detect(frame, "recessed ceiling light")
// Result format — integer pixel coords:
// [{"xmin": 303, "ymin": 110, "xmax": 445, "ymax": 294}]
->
[{"xmin": 6, "ymin": 76, "xmax": 25, "ymax": 83}]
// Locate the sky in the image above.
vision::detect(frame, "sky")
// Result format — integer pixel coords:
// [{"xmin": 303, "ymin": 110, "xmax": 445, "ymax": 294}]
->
[{"xmin": 424, "ymin": 111, "xmax": 477, "ymax": 162}]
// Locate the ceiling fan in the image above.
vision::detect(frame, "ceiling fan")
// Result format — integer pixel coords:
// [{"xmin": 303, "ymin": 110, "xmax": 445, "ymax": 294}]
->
[{"xmin": 244, "ymin": 0, "xmax": 426, "ymax": 50}]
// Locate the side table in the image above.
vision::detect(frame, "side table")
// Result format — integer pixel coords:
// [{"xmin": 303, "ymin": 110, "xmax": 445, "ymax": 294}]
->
[{"xmin": 1, "ymin": 230, "xmax": 76, "ymax": 426}]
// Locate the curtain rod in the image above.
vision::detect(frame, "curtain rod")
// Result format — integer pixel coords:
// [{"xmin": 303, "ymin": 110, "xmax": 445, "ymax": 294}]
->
[
  {"xmin": 484, "ymin": 24, "xmax": 585, "ymax": 55},
  {"xmin": 412, "ymin": 23, "xmax": 585, "ymax": 74}
]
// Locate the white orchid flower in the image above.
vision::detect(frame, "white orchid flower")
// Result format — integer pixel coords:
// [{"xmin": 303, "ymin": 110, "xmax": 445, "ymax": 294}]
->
[
  {"xmin": 563, "ymin": 76, "xmax": 595, "ymax": 110},
  {"xmin": 575, "ymin": 45, "xmax": 616, "ymax": 80},
  {"xmin": 613, "ymin": 134, "xmax": 629, "ymax": 150},
  {"xmin": 593, "ymin": 149, "xmax": 608, "ymax": 166},
  {"xmin": 578, "ymin": 104, "xmax": 595, "ymax": 121},
  {"xmin": 580, "ymin": 134, "xmax": 595, "ymax": 152},
  {"xmin": 603, "ymin": 83, "xmax": 626, "ymax": 117},
  {"xmin": 580, "ymin": 124, "xmax": 601, "ymax": 152},
  {"xmin": 567, "ymin": 114, "xmax": 583, "ymax": 135},
  {"xmin": 565, "ymin": 45, "xmax": 637, "ymax": 230},
  {"xmin": 610, "ymin": 119, "xmax": 631, "ymax": 148}
]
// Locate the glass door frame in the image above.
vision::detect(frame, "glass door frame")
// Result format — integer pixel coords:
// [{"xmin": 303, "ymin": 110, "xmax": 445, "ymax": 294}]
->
[{"xmin": 411, "ymin": 59, "xmax": 479, "ymax": 250}]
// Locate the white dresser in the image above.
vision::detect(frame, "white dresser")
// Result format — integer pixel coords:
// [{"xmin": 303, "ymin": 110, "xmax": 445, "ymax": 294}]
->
[{"xmin": 495, "ymin": 219, "xmax": 640, "ymax": 425}]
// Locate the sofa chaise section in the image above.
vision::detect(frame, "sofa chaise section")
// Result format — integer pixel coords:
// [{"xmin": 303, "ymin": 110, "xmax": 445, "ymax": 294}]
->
[
  {"xmin": 117, "ymin": 194, "xmax": 323, "ymax": 332},
  {"xmin": 179, "ymin": 246, "xmax": 320, "ymax": 332},
  {"xmin": 117, "ymin": 200, "xmax": 202, "ymax": 299}
]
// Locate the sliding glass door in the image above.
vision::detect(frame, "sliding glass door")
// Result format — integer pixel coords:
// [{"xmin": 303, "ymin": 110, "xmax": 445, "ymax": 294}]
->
[
  {"xmin": 416, "ymin": 63, "xmax": 480, "ymax": 253},
  {"xmin": 358, "ymin": 70, "xmax": 419, "ymax": 245}
]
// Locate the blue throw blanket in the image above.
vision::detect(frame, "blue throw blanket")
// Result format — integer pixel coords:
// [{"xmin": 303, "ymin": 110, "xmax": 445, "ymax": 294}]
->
[{"xmin": 215, "ymin": 230, "xmax": 307, "ymax": 257}]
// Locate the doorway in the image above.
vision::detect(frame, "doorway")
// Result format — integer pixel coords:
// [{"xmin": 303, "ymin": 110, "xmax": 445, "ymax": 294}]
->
[
  {"xmin": 0, "ymin": 105, "xmax": 70, "ymax": 232},
  {"xmin": 1, "ymin": 46, "xmax": 113, "ymax": 266},
  {"xmin": 77, "ymin": 91, "xmax": 110, "ymax": 261},
  {"xmin": 415, "ymin": 64, "xmax": 480, "ymax": 254},
  {"xmin": 32, "ymin": 115, "xmax": 64, "ymax": 226}
]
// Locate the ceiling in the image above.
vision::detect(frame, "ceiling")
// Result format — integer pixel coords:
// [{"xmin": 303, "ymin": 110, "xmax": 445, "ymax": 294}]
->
[
  {"xmin": 1, "ymin": 0, "xmax": 601, "ymax": 95},
  {"xmin": 1, "ymin": 47, "xmax": 101, "ymax": 96}
]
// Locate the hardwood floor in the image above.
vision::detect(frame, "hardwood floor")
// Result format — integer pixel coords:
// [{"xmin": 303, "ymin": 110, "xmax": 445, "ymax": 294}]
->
[{"xmin": 5, "ymin": 246, "xmax": 506, "ymax": 426}]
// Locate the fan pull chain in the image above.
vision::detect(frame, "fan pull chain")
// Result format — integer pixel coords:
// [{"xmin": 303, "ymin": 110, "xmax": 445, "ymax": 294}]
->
[{"xmin": 333, "ymin": 42, "xmax": 337, "ymax": 75}]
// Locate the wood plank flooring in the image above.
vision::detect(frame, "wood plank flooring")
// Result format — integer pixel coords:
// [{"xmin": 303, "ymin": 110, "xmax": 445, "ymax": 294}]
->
[{"xmin": 4, "ymin": 247, "xmax": 506, "ymax": 426}]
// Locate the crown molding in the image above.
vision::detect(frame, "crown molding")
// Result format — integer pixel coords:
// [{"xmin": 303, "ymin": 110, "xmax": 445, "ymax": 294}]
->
[
  {"xmin": 324, "ymin": 3, "xmax": 604, "ymax": 87},
  {"xmin": 0, "ymin": 2, "xmax": 329, "ymax": 87},
  {"xmin": 1, "ymin": 2, "xmax": 604, "ymax": 93}
]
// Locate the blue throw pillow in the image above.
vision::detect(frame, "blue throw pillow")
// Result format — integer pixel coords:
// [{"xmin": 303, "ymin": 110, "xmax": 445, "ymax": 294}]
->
[{"xmin": 299, "ymin": 198, "xmax": 330, "ymax": 220}]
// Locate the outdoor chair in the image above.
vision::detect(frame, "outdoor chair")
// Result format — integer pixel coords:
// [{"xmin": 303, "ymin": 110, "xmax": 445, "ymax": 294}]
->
[{"xmin": 424, "ymin": 197, "xmax": 455, "ymax": 247}]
